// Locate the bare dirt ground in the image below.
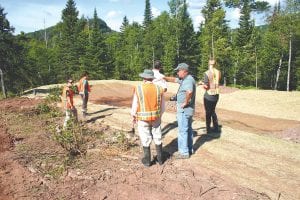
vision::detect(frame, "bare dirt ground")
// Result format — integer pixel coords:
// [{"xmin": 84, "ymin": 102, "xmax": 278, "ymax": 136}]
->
[{"xmin": 1, "ymin": 80, "xmax": 300, "ymax": 200}]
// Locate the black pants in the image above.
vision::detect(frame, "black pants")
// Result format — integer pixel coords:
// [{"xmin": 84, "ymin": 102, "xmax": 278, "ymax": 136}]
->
[{"xmin": 204, "ymin": 97, "xmax": 219, "ymax": 131}]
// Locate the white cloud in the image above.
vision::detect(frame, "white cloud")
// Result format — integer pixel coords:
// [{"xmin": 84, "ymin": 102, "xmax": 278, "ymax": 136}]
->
[
  {"xmin": 11, "ymin": 3, "xmax": 63, "ymax": 33},
  {"xmin": 152, "ymin": 6, "xmax": 161, "ymax": 17},
  {"xmin": 226, "ymin": 8, "xmax": 241, "ymax": 28},
  {"xmin": 260, "ymin": 0, "xmax": 278, "ymax": 6},
  {"xmin": 227, "ymin": 8, "xmax": 241, "ymax": 21},
  {"xmin": 187, "ymin": 0, "xmax": 206, "ymax": 10},
  {"xmin": 131, "ymin": 15, "xmax": 144, "ymax": 25},
  {"xmin": 106, "ymin": 18, "xmax": 122, "ymax": 31},
  {"xmin": 194, "ymin": 15, "xmax": 205, "ymax": 26},
  {"xmin": 107, "ymin": 10, "xmax": 122, "ymax": 19}
]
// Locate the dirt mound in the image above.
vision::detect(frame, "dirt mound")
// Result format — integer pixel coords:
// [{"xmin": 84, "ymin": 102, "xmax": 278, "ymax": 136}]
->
[
  {"xmin": 89, "ymin": 82, "xmax": 300, "ymax": 142},
  {"xmin": 0, "ymin": 94, "xmax": 277, "ymax": 199},
  {"xmin": 0, "ymin": 97, "xmax": 42, "ymax": 112},
  {"xmin": 89, "ymin": 83, "xmax": 134, "ymax": 107}
]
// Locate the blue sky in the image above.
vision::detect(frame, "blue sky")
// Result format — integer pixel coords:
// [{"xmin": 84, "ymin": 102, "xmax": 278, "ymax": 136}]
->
[{"xmin": 1, "ymin": 0, "xmax": 276, "ymax": 34}]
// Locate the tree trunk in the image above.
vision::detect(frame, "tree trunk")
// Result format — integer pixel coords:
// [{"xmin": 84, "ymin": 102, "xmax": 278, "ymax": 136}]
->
[
  {"xmin": 255, "ymin": 46, "xmax": 258, "ymax": 89},
  {"xmin": 44, "ymin": 18, "xmax": 48, "ymax": 48},
  {"xmin": 287, "ymin": 33, "xmax": 292, "ymax": 91},
  {"xmin": 0, "ymin": 68, "xmax": 7, "ymax": 98},
  {"xmin": 274, "ymin": 54, "xmax": 283, "ymax": 90},
  {"xmin": 211, "ymin": 33, "xmax": 215, "ymax": 59}
]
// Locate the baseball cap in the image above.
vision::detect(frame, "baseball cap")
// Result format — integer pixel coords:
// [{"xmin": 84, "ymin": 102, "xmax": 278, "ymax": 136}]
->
[{"xmin": 174, "ymin": 63, "xmax": 189, "ymax": 71}]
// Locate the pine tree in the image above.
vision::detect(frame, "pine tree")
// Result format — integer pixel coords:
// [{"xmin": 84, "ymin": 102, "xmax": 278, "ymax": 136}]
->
[
  {"xmin": 0, "ymin": 5, "xmax": 15, "ymax": 96},
  {"xmin": 80, "ymin": 9, "xmax": 108, "ymax": 80},
  {"xmin": 236, "ymin": 0, "xmax": 253, "ymax": 47},
  {"xmin": 199, "ymin": 0, "xmax": 231, "ymax": 83},
  {"xmin": 115, "ymin": 22, "xmax": 143, "ymax": 80},
  {"xmin": 120, "ymin": 16, "xmax": 129, "ymax": 33},
  {"xmin": 143, "ymin": 0, "xmax": 153, "ymax": 28},
  {"xmin": 58, "ymin": 0, "xmax": 79, "ymax": 80},
  {"xmin": 177, "ymin": 0, "xmax": 199, "ymax": 75},
  {"xmin": 141, "ymin": 0, "xmax": 155, "ymax": 69},
  {"xmin": 225, "ymin": 0, "xmax": 270, "ymax": 86}
]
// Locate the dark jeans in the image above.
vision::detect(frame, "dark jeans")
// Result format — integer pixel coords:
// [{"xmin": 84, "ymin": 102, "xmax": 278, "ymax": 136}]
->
[{"xmin": 204, "ymin": 97, "xmax": 219, "ymax": 131}]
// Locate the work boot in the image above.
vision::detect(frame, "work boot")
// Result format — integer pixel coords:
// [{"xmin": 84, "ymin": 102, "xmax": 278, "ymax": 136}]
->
[
  {"xmin": 155, "ymin": 144, "xmax": 163, "ymax": 165},
  {"xmin": 206, "ymin": 118, "xmax": 212, "ymax": 134},
  {"xmin": 212, "ymin": 118, "xmax": 219, "ymax": 133},
  {"xmin": 142, "ymin": 146, "xmax": 151, "ymax": 167}
]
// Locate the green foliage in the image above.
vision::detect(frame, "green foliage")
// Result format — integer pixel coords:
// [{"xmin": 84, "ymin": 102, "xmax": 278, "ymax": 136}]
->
[
  {"xmin": 36, "ymin": 102, "xmax": 61, "ymax": 117},
  {"xmin": 143, "ymin": 0, "xmax": 153, "ymax": 28},
  {"xmin": 46, "ymin": 86, "xmax": 64, "ymax": 103},
  {"xmin": 198, "ymin": 0, "xmax": 231, "ymax": 83},
  {"xmin": 53, "ymin": 119, "xmax": 85, "ymax": 156},
  {"xmin": 0, "ymin": 0, "xmax": 299, "ymax": 91}
]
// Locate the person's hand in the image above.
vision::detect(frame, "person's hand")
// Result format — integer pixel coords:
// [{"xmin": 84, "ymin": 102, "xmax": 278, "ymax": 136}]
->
[
  {"xmin": 132, "ymin": 115, "xmax": 137, "ymax": 124},
  {"xmin": 180, "ymin": 102, "xmax": 187, "ymax": 109},
  {"xmin": 198, "ymin": 81, "xmax": 204, "ymax": 86}
]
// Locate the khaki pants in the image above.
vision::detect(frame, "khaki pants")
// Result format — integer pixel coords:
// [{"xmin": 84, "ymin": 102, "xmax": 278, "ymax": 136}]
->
[
  {"xmin": 63, "ymin": 108, "xmax": 78, "ymax": 129},
  {"xmin": 137, "ymin": 118, "xmax": 162, "ymax": 147}
]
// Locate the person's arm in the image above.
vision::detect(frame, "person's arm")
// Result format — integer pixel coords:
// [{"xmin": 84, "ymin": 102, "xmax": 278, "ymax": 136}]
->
[
  {"xmin": 160, "ymin": 92, "xmax": 165, "ymax": 114},
  {"xmin": 164, "ymin": 76, "xmax": 177, "ymax": 83},
  {"xmin": 131, "ymin": 90, "xmax": 138, "ymax": 123},
  {"xmin": 202, "ymin": 73, "xmax": 209, "ymax": 90},
  {"xmin": 181, "ymin": 90, "xmax": 192, "ymax": 108},
  {"xmin": 66, "ymin": 90, "xmax": 74, "ymax": 109}
]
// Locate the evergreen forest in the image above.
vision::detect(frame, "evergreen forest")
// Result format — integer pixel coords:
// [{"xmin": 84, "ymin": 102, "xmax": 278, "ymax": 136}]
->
[{"xmin": 1, "ymin": 0, "xmax": 300, "ymax": 97}]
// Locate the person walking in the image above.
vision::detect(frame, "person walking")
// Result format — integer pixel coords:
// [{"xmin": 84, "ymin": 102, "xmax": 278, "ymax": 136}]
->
[
  {"xmin": 78, "ymin": 72, "xmax": 91, "ymax": 118},
  {"xmin": 199, "ymin": 58, "xmax": 221, "ymax": 133},
  {"xmin": 131, "ymin": 69, "xmax": 165, "ymax": 166},
  {"xmin": 62, "ymin": 79, "xmax": 78, "ymax": 129},
  {"xmin": 164, "ymin": 63, "xmax": 196, "ymax": 159}
]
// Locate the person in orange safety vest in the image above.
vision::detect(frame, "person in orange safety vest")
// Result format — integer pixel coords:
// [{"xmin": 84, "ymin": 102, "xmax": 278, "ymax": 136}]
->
[
  {"xmin": 62, "ymin": 79, "xmax": 78, "ymax": 129},
  {"xmin": 78, "ymin": 72, "xmax": 91, "ymax": 118},
  {"xmin": 131, "ymin": 69, "xmax": 165, "ymax": 167}
]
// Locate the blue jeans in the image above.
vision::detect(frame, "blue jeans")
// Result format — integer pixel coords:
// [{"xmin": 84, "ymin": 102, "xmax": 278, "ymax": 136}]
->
[{"xmin": 177, "ymin": 112, "xmax": 193, "ymax": 156}]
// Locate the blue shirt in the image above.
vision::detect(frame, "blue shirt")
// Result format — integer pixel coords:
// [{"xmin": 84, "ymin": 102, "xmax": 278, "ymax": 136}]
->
[{"xmin": 176, "ymin": 74, "xmax": 196, "ymax": 116}]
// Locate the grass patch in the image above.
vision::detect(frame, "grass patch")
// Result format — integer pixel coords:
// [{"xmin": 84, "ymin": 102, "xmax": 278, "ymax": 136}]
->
[{"xmin": 227, "ymin": 84, "xmax": 257, "ymax": 90}]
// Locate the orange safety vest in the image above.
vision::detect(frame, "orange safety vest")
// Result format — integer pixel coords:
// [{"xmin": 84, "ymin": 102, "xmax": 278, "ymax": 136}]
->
[
  {"xmin": 62, "ymin": 86, "xmax": 74, "ymax": 109},
  {"xmin": 135, "ymin": 83, "xmax": 163, "ymax": 121},
  {"xmin": 78, "ymin": 77, "xmax": 91, "ymax": 93},
  {"xmin": 205, "ymin": 68, "xmax": 221, "ymax": 95}
]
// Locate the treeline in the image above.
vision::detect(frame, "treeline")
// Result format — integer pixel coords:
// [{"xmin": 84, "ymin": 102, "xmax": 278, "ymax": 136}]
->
[{"xmin": 0, "ymin": 0, "xmax": 300, "ymax": 96}]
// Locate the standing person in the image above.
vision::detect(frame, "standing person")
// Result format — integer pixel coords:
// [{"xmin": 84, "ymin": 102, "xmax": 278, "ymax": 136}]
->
[
  {"xmin": 164, "ymin": 63, "xmax": 196, "ymax": 159},
  {"xmin": 78, "ymin": 72, "xmax": 91, "ymax": 118},
  {"xmin": 199, "ymin": 58, "xmax": 221, "ymax": 133},
  {"xmin": 131, "ymin": 69, "xmax": 165, "ymax": 167},
  {"xmin": 153, "ymin": 60, "xmax": 168, "ymax": 93},
  {"xmin": 62, "ymin": 79, "xmax": 78, "ymax": 129},
  {"xmin": 152, "ymin": 60, "xmax": 167, "ymax": 116}
]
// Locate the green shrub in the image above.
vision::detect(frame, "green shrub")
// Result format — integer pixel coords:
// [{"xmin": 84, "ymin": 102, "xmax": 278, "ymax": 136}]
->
[
  {"xmin": 46, "ymin": 86, "xmax": 63, "ymax": 103},
  {"xmin": 53, "ymin": 119, "xmax": 85, "ymax": 156},
  {"xmin": 36, "ymin": 102, "xmax": 62, "ymax": 117}
]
